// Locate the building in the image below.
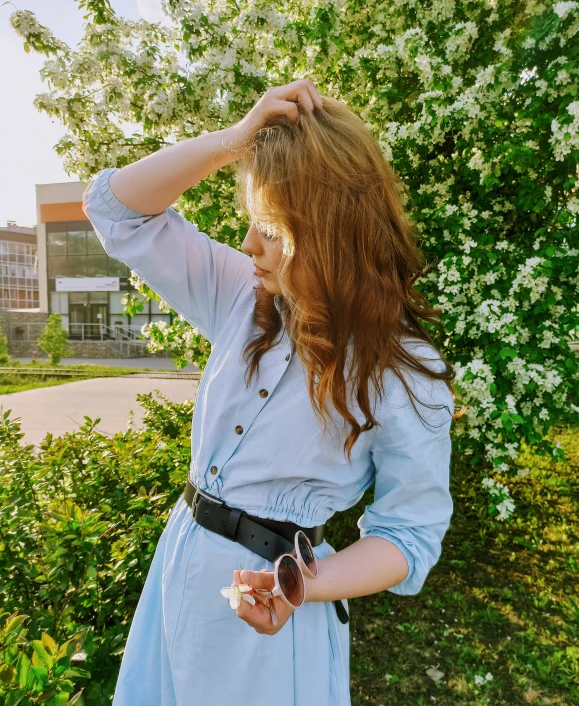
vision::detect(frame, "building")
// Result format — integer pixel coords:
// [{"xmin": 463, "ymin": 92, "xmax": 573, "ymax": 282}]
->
[
  {"xmin": 35, "ymin": 180, "xmax": 175, "ymax": 352},
  {"xmin": 0, "ymin": 222, "xmax": 39, "ymax": 310}
]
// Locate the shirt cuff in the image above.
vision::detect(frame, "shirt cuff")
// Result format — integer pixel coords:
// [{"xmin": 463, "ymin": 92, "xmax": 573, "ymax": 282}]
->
[
  {"xmin": 360, "ymin": 527, "xmax": 417, "ymax": 593},
  {"xmin": 92, "ymin": 167, "xmax": 148, "ymax": 221}
]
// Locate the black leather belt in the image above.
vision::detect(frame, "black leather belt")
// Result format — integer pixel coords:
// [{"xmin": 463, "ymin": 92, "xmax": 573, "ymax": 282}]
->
[{"xmin": 183, "ymin": 479, "xmax": 349, "ymax": 624}]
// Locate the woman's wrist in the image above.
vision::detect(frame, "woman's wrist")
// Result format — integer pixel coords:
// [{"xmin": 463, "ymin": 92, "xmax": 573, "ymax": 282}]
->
[
  {"xmin": 220, "ymin": 121, "xmax": 258, "ymax": 158},
  {"xmin": 303, "ymin": 556, "xmax": 327, "ymax": 603}
]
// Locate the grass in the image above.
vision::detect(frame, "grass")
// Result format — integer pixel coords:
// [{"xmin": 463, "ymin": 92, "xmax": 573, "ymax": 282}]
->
[
  {"xmin": 0, "ymin": 359, "xmax": 180, "ymax": 395},
  {"xmin": 325, "ymin": 424, "xmax": 579, "ymax": 706}
]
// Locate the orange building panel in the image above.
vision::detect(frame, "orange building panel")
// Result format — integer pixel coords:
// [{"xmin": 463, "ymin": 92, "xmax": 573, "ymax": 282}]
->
[{"xmin": 40, "ymin": 202, "xmax": 88, "ymax": 223}]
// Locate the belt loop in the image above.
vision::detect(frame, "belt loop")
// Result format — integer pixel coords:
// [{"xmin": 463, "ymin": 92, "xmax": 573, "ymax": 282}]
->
[{"xmin": 224, "ymin": 507, "xmax": 243, "ymax": 540}]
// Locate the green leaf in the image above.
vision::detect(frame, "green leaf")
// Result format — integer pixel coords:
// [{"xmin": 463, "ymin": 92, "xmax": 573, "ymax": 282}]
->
[
  {"xmin": 42, "ymin": 632, "xmax": 58, "ymax": 655},
  {"xmin": 16, "ymin": 653, "xmax": 31, "ymax": 690},
  {"xmin": 32, "ymin": 640, "xmax": 54, "ymax": 669},
  {"xmin": 499, "ymin": 347, "xmax": 517, "ymax": 359},
  {"xmin": 5, "ymin": 691, "xmax": 25, "ymax": 706},
  {"xmin": 5, "ymin": 613, "xmax": 27, "ymax": 635},
  {"xmin": 63, "ymin": 667, "xmax": 90, "ymax": 678},
  {"xmin": 501, "ymin": 412, "xmax": 513, "ymax": 431}
]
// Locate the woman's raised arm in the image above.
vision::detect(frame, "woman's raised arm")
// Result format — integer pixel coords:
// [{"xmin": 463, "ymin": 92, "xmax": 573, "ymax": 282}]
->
[
  {"xmin": 108, "ymin": 79, "xmax": 325, "ymax": 215},
  {"xmin": 109, "ymin": 128, "xmax": 244, "ymax": 215}
]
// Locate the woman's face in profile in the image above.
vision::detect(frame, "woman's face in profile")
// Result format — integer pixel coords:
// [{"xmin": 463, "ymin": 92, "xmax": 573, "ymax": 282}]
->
[{"xmin": 241, "ymin": 222, "xmax": 284, "ymax": 295}]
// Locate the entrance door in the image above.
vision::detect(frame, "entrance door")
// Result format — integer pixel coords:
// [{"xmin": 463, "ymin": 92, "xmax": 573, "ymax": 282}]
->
[
  {"xmin": 69, "ymin": 303, "xmax": 87, "ymax": 340},
  {"xmin": 88, "ymin": 303, "xmax": 108, "ymax": 339}
]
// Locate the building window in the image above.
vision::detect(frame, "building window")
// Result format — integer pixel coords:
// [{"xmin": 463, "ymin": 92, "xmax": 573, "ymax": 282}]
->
[
  {"xmin": 46, "ymin": 222, "xmax": 130, "ymax": 279},
  {"xmin": 47, "ymin": 232, "xmax": 66, "ymax": 255},
  {"xmin": 48, "ymin": 256, "xmax": 70, "ymax": 278},
  {"xmin": 87, "ymin": 230, "xmax": 103, "ymax": 254},
  {"xmin": 68, "ymin": 230, "xmax": 87, "ymax": 256},
  {"xmin": 0, "ymin": 237, "xmax": 39, "ymax": 309}
]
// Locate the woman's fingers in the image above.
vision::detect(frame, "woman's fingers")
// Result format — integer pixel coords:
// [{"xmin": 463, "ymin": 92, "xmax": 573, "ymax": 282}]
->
[
  {"xmin": 294, "ymin": 85, "xmax": 315, "ymax": 113},
  {"xmin": 281, "ymin": 79, "xmax": 323, "ymax": 110},
  {"xmin": 236, "ymin": 587, "xmax": 272, "ymax": 631},
  {"xmin": 240, "ymin": 569, "xmax": 275, "ymax": 590},
  {"xmin": 271, "ymin": 79, "xmax": 323, "ymax": 114},
  {"xmin": 234, "ymin": 79, "xmax": 324, "ymax": 142},
  {"xmin": 270, "ymin": 98, "xmax": 300, "ymax": 123}
]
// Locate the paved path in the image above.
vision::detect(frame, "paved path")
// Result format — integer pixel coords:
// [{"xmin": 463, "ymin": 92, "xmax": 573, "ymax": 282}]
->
[
  {"xmin": 14, "ymin": 356, "xmax": 201, "ymax": 372},
  {"xmin": 0, "ymin": 376, "xmax": 200, "ymax": 450}
]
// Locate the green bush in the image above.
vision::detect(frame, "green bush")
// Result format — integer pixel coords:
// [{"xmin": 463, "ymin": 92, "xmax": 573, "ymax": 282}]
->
[
  {"xmin": 37, "ymin": 315, "xmax": 75, "ymax": 366},
  {"xmin": 0, "ymin": 611, "xmax": 89, "ymax": 706},
  {"xmin": 0, "ymin": 392, "xmax": 194, "ymax": 705},
  {"xmin": 0, "ymin": 323, "xmax": 10, "ymax": 366}
]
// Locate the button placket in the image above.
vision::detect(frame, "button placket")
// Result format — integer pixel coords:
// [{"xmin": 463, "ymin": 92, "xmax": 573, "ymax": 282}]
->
[{"xmin": 201, "ymin": 329, "xmax": 293, "ymax": 484}]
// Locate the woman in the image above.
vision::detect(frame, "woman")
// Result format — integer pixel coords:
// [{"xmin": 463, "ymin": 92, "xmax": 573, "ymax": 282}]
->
[{"xmin": 83, "ymin": 79, "xmax": 456, "ymax": 706}]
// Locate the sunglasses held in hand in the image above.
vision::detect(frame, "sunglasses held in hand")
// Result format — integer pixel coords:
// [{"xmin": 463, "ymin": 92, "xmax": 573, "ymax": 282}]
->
[
  {"xmin": 251, "ymin": 530, "xmax": 319, "ymax": 626},
  {"xmin": 221, "ymin": 530, "xmax": 319, "ymax": 626}
]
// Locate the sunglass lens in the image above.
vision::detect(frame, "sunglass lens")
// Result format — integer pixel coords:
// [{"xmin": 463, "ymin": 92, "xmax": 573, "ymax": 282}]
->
[
  {"xmin": 278, "ymin": 555, "xmax": 304, "ymax": 607},
  {"xmin": 298, "ymin": 532, "xmax": 318, "ymax": 577}
]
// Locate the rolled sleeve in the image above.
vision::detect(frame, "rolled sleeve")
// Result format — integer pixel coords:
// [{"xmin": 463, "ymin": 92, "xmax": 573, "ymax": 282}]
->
[
  {"xmin": 82, "ymin": 168, "xmax": 256, "ymax": 344},
  {"xmin": 357, "ymin": 342, "xmax": 454, "ymax": 595}
]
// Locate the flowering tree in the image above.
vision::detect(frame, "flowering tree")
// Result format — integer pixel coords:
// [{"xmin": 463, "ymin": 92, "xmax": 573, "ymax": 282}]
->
[{"xmin": 10, "ymin": 0, "xmax": 579, "ymax": 519}]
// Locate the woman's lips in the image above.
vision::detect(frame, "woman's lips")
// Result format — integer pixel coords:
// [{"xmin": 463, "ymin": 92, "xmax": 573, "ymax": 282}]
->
[{"xmin": 254, "ymin": 266, "xmax": 269, "ymax": 277}]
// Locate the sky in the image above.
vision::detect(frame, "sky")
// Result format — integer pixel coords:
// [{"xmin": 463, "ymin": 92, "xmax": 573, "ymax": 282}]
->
[{"xmin": 0, "ymin": 0, "xmax": 167, "ymax": 228}]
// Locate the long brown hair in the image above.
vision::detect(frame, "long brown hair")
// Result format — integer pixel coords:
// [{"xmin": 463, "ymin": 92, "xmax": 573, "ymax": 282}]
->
[{"xmin": 233, "ymin": 95, "xmax": 463, "ymax": 463}]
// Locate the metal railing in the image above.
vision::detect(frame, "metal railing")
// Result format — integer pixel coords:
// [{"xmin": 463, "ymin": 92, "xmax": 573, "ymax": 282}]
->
[
  {"xmin": 9, "ymin": 321, "xmax": 145, "ymax": 343},
  {"xmin": 68, "ymin": 322, "xmax": 146, "ymax": 342}
]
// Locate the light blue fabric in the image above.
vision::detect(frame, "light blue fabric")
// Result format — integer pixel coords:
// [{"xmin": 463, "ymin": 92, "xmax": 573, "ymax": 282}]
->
[{"xmin": 83, "ymin": 168, "xmax": 455, "ymax": 706}]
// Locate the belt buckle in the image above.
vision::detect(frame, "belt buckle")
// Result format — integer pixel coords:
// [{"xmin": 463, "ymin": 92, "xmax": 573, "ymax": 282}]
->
[{"xmin": 192, "ymin": 486, "xmax": 224, "ymax": 520}]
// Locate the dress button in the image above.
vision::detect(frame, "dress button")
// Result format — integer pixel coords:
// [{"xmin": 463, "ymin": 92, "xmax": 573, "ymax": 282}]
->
[
  {"xmin": 285, "ymin": 353, "xmax": 290, "ymax": 361},
  {"xmin": 259, "ymin": 389, "xmax": 268, "ymax": 398},
  {"xmin": 235, "ymin": 425, "xmax": 243, "ymax": 434},
  {"xmin": 210, "ymin": 465, "xmax": 218, "ymax": 475}
]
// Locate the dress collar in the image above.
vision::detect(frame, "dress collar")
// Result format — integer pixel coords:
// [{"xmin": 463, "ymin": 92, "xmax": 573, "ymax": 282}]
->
[
  {"xmin": 274, "ymin": 294, "xmax": 286, "ymax": 316},
  {"xmin": 274, "ymin": 295, "xmax": 293, "ymax": 350}
]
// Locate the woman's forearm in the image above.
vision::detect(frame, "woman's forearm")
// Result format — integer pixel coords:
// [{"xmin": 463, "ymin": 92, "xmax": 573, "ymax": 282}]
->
[
  {"xmin": 108, "ymin": 125, "xmax": 247, "ymax": 215},
  {"xmin": 304, "ymin": 536, "xmax": 409, "ymax": 602}
]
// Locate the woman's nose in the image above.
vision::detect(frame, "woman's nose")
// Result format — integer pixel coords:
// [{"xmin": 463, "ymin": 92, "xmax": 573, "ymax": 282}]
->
[{"xmin": 241, "ymin": 229, "xmax": 262, "ymax": 257}]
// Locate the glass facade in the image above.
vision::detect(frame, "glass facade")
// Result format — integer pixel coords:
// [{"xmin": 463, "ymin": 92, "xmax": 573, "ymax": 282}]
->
[
  {"xmin": 46, "ymin": 220, "xmax": 174, "ymax": 339},
  {"xmin": 0, "ymin": 238, "xmax": 39, "ymax": 309}
]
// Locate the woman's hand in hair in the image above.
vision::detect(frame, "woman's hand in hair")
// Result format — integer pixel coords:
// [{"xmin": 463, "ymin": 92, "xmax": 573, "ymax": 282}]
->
[{"xmin": 230, "ymin": 79, "xmax": 324, "ymax": 150}]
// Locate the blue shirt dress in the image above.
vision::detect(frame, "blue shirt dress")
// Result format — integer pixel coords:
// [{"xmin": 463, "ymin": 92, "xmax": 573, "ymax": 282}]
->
[{"xmin": 83, "ymin": 168, "xmax": 454, "ymax": 706}]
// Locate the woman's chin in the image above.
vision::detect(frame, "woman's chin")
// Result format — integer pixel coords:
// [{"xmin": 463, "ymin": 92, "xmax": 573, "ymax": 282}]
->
[{"xmin": 260, "ymin": 279, "xmax": 281, "ymax": 295}]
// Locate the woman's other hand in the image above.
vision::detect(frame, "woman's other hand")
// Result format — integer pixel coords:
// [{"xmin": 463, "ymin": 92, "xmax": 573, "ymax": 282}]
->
[{"xmin": 232, "ymin": 568, "xmax": 294, "ymax": 635}]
